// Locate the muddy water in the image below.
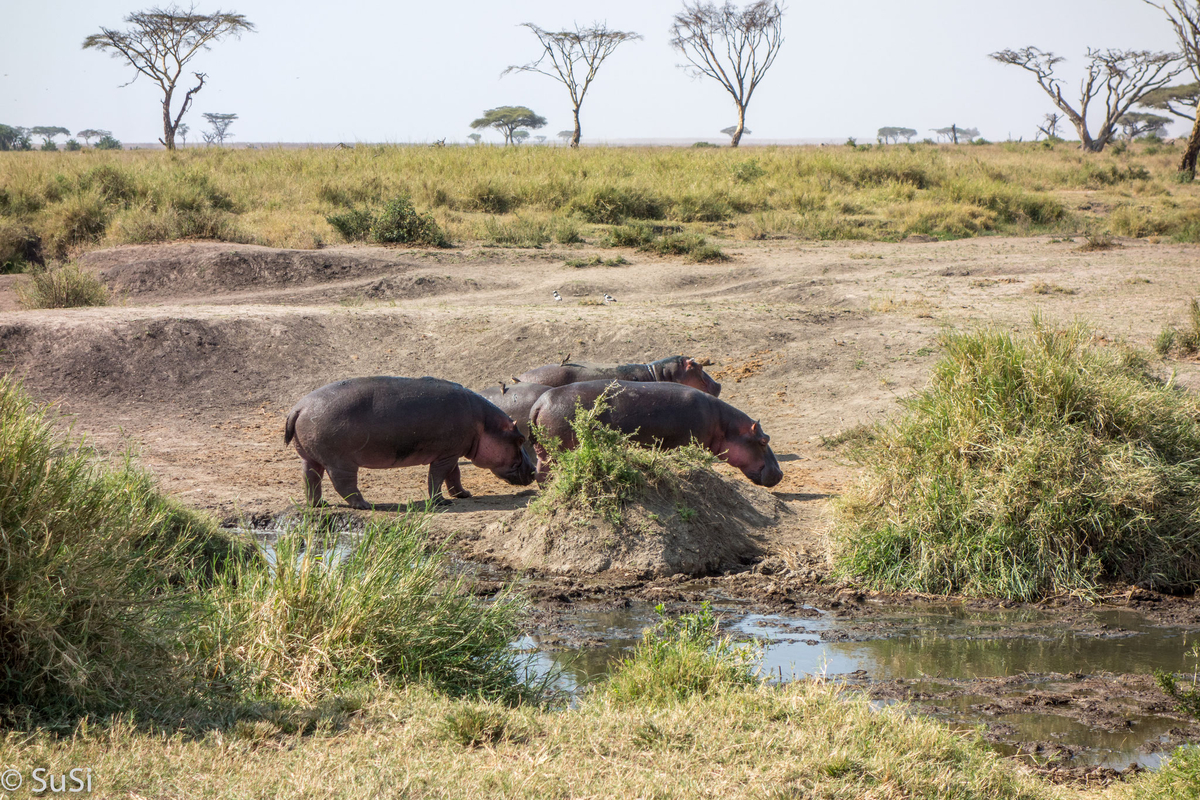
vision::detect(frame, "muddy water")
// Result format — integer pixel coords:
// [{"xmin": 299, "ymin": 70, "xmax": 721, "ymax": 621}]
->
[{"xmin": 528, "ymin": 602, "xmax": 1199, "ymax": 770}]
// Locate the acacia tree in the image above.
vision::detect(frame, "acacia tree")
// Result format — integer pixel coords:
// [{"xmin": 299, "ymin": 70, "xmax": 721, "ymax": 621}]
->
[
  {"xmin": 1144, "ymin": 1, "xmax": 1200, "ymax": 175},
  {"xmin": 469, "ymin": 106, "xmax": 546, "ymax": 145},
  {"xmin": 990, "ymin": 46, "xmax": 1183, "ymax": 152},
  {"xmin": 1036, "ymin": 112, "xmax": 1064, "ymax": 140},
  {"xmin": 1140, "ymin": 83, "xmax": 1200, "ymax": 119},
  {"xmin": 504, "ymin": 23, "xmax": 640, "ymax": 148},
  {"xmin": 1118, "ymin": 111, "xmax": 1172, "ymax": 138},
  {"xmin": 201, "ymin": 111, "xmax": 237, "ymax": 145},
  {"xmin": 930, "ymin": 125, "xmax": 979, "ymax": 143},
  {"xmin": 670, "ymin": 1, "xmax": 785, "ymax": 148},
  {"xmin": 83, "ymin": 6, "xmax": 254, "ymax": 150},
  {"xmin": 467, "ymin": 133, "xmax": 482, "ymax": 145},
  {"xmin": 76, "ymin": 128, "xmax": 112, "ymax": 146},
  {"xmin": 877, "ymin": 126, "xmax": 917, "ymax": 144},
  {"xmin": 31, "ymin": 126, "xmax": 71, "ymax": 149}
]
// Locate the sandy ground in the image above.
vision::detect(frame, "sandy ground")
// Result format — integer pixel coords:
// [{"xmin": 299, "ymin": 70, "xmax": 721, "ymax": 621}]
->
[{"xmin": 4, "ymin": 235, "xmax": 1200, "ymax": 564}]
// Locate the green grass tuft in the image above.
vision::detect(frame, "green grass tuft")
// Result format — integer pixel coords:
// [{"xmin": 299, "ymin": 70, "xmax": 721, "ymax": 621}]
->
[
  {"xmin": 530, "ymin": 388, "xmax": 715, "ymax": 524},
  {"xmin": 833, "ymin": 320, "xmax": 1200, "ymax": 599},
  {"xmin": 202, "ymin": 512, "xmax": 537, "ymax": 703},
  {"xmin": 16, "ymin": 261, "xmax": 108, "ymax": 308},
  {"xmin": 604, "ymin": 602, "xmax": 759, "ymax": 706}
]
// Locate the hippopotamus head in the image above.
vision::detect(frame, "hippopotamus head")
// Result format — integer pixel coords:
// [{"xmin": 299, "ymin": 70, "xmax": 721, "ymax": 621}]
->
[
  {"xmin": 660, "ymin": 356, "xmax": 721, "ymax": 397},
  {"xmin": 473, "ymin": 407, "xmax": 536, "ymax": 486},
  {"xmin": 723, "ymin": 419, "xmax": 783, "ymax": 487}
]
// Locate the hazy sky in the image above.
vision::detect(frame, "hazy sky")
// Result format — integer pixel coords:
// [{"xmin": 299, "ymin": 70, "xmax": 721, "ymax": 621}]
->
[{"xmin": 1, "ymin": 0, "xmax": 1188, "ymax": 145}]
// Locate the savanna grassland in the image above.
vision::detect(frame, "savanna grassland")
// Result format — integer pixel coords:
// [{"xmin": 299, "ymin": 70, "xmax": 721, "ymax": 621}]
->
[
  {"xmin": 1, "ymin": 139, "xmax": 1199, "ymax": 267},
  {"xmin": 6, "ymin": 140, "xmax": 1200, "ymax": 798}
]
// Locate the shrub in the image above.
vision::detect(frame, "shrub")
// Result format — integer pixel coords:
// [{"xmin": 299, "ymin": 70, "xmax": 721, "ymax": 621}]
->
[
  {"xmin": 604, "ymin": 602, "xmax": 759, "ymax": 706},
  {"xmin": 464, "ymin": 182, "xmax": 519, "ymax": 214},
  {"xmin": 80, "ymin": 164, "xmax": 138, "ymax": 204},
  {"xmin": 16, "ymin": 262, "xmax": 109, "ymax": 309},
  {"xmin": 603, "ymin": 222, "xmax": 658, "ymax": 248},
  {"xmin": 672, "ymin": 193, "xmax": 733, "ymax": 222},
  {"xmin": 94, "ymin": 134, "xmax": 122, "ymax": 150},
  {"xmin": 1156, "ymin": 298, "xmax": 1200, "ymax": 357},
  {"xmin": 833, "ymin": 320, "xmax": 1200, "ymax": 599},
  {"xmin": 639, "ymin": 232, "xmax": 730, "ymax": 263},
  {"xmin": 370, "ymin": 195, "xmax": 450, "ymax": 247},
  {"xmin": 530, "ymin": 388, "xmax": 715, "ymax": 524},
  {"xmin": 0, "ymin": 220, "xmax": 42, "ymax": 273},
  {"xmin": 203, "ymin": 513, "xmax": 535, "ymax": 702},
  {"xmin": 552, "ymin": 216, "xmax": 584, "ymax": 244},
  {"xmin": 0, "ymin": 377, "xmax": 221, "ymax": 716},
  {"xmin": 64, "ymin": 139, "xmax": 82, "ymax": 151},
  {"xmin": 325, "ymin": 207, "xmax": 373, "ymax": 241},
  {"xmin": 730, "ymin": 158, "xmax": 765, "ymax": 183},
  {"xmin": 1154, "ymin": 643, "xmax": 1200, "ymax": 722},
  {"xmin": 568, "ymin": 185, "xmax": 665, "ymax": 224}
]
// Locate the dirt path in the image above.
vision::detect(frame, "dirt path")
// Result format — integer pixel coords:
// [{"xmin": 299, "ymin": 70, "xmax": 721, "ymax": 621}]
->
[{"xmin": 4, "ymin": 236, "xmax": 1200, "ymax": 565}]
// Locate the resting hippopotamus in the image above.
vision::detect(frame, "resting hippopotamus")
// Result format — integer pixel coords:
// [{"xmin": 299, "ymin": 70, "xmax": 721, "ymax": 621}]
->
[
  {"xmin": 284, "ymin": 376, "xmax": 535, "ymax": 508},
  {"xmin": 475, "ymin": 381, "xmax": 552, "ymax": 462},
  {"xmin": 516, "ymin": 355, "xmax": 721, "ymax": 397},
  {"xmin": 528, "ymin": 380, "xmax": 783, "ymax": 487}
]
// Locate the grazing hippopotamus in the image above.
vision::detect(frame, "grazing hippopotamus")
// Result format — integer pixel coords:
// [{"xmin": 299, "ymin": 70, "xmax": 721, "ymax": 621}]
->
[
  {"xmin": 475, "ymin": 381, "xmax": 552, "ymax": 462},
  {"xmin": 516, "ymin": 355, "xmax": 721, "ymax": 397},
  {"xmin": 284, "ymin": 376, "xmax": 535, "ymax": 508},
  {"xmin": 528, "ymin": 380, "xmax": 783, "ymax": 487}
]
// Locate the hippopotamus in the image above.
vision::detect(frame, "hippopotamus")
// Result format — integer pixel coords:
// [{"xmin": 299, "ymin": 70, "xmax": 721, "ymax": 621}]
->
[
  {"xmin": 475, "ymin": 381, "xmax": 552, "ymax": 462},
  {"xmin": 528, "ymin": 380, "xmax": 783, "ymax": 487},
  {"xmin": 284, "ymin": 376, "xmax": 535, "ymax": 508},
  {"xmin": 516, "ymin": 355, "xmax": 721, "ymax": 397}
]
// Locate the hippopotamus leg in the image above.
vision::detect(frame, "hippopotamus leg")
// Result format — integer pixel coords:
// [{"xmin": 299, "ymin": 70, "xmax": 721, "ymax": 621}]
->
[
  {"xmin": 426, "ymin": 455, "xmax": 464, "ymax": 505},
  {"xmin": 442, "ymin": 463, "xmax": 472, "ymax": 499},
  {"xmin": 302, "ymin": 458, "xmax": 326, "ymax": 506},
  {"xmin": 327, "ymin": 466, "xmax": 371, "ymax": 510}
]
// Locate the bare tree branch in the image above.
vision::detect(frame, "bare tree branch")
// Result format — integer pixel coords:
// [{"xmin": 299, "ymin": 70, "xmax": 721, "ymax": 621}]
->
[
  {"xmin": 670, "ymin": 1, "xmax": 785, "ymax": 147},
  {"xmin": 83, "ymin": 5, "xmax": 254, "ymax": 150},
  {"xmin": 991, "ymin": 46, "xmax": 1183, "ymax": 151},
  {"xmin": 504, "ymin": 23, "xmax": 640, "ymax": 148}
]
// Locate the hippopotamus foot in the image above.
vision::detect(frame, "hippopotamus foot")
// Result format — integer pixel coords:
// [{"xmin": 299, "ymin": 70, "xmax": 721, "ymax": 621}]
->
[
  {"xmin": 443, "ymin": 463, "xmax": 473, "ymax": 499},
  {"xmin": 327, "ymin": 467, "xmax": 373, "ymax": 509}
]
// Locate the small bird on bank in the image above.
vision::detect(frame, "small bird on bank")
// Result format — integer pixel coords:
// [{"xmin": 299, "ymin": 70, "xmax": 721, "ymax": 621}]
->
[
  {"xmin": 553, "ymin": 290, "xmax": 562, "ymax": 302},
  {"xmin": 603, "ymin": 293, "xmax": 616, "ymax": 304}
]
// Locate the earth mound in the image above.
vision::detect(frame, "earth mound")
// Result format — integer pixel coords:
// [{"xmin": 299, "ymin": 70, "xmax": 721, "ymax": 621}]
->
[{"xmin": 473, "ymin": 468, "xmax": 786, "ymax": 577}]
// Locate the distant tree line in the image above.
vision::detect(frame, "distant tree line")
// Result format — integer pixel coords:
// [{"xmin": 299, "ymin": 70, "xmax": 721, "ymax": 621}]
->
[{"xmin": 0, "ymin": 125, "xmax": 122, "ymax": 151}]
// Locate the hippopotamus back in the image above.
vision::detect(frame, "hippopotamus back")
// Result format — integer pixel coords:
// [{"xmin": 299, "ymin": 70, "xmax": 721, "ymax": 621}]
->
[{"xmin": 517, "ymin": 355, "xmax": 721, "ymax": 397}]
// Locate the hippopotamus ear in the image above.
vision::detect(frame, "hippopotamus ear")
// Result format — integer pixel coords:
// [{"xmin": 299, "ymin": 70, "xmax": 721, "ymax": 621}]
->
[{"xmin": 752, "ymin": 420, "xmax": 770, "ymax": 444}]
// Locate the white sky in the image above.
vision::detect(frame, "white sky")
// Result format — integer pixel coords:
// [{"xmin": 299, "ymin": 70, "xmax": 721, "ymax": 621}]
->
[{"xmin": 0, "ymin": 0, "xmax": 1188, "ymax": 145}]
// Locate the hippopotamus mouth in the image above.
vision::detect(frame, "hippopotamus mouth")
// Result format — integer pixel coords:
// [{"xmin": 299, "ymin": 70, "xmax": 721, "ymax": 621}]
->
[
  {"xmin": 495, "ymin": 452, "xmax": 537, "ymax": 486},
  {"xmin": 750, "ymin": 462, "xmax": 784, "ymax": 488}
]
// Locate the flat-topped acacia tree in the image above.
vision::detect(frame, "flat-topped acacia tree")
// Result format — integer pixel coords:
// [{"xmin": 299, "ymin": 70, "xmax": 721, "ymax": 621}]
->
[
  {"xmin": 1143, "ymin": 1, "xmax": 1200, "ymax": 175},
  {"xmin": 670, "ymin": 1, "xmax": 785, "ymax": 148},
  {"xmin": 504, "ymin": 23, "xmax": 641, "ymax": 148},
  {"xmin": 470, "ymin": 106, "xmax": 547, "ymax": 145},
  {"xmin": 83, "ymin": 6, "xmax": 254, "ymax": 150}
]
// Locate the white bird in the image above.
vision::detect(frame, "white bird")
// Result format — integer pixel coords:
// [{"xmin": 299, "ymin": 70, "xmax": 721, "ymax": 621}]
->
[
  {"xmin": 603, "ymin": 293, "xmax": 616, "ymax": 304},
  {"xmin": 553, "ymin": 290, "xmax": 562, "ymax": 302}
]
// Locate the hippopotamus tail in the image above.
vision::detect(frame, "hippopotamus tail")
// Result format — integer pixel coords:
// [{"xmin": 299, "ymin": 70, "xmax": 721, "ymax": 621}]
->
[{"xmin": 284, "ymin": 406, "xmax": 301, "ymax": 446}]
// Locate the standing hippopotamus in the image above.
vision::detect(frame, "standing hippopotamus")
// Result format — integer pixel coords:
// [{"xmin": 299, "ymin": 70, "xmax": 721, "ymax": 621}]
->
[
  {"xmin": 284, "ymin": 376, "xmax": 535, "ymax": 508},
  {"xmin": 475, "ymin": 381, "xmax": 552, "ymax": 462},
  {"xmin": 517, "ymin": 355, "xmax": 721, "ymax": 397},
  {"xmin": 528, "ymin": 380, "xmax": 783, "ymax": 487}
]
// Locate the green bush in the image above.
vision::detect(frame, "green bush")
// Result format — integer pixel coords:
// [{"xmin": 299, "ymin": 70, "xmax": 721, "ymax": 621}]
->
[
  {"xmin": 604, "ymin": 222, "xmax": 658, "ymax": 248},
  {"xmin": 203, "ymin": 513, "xmax": 535, "ymax": 702},
  {"xmin": 530, "ymin": 388, "xmax": 714, "ymax": 524},
  {"xmin": 64, "ymin": 139, "xmax": 82, "ymax": 151},
  {"xmin": 94, "ymin": 134, "xmax": 122, "ymax": 150},
  {"xmin": 568, "ymin": 185, "xmax": 665, "ymax": 224},
  {"xmin": 370, "ymin": 195, "xmax": 450, "ymax": 247},
  {"xmin": 0, "ymin": 377, "xmax": 221, "ymax": 717},
  {"xmin": 833, "ymin": 320, "xmax": 1200, "ymax": 599},
  {"xmin": 326, "ymin": 207, "xmax": 373, "ymax": 241},
  {"xmin": 604, "ymin": 602, "xmax": 759, "ymax": 706},
  {"xmin": 16, "ymin": 262, "xmax": 109, "ymax": 309}
]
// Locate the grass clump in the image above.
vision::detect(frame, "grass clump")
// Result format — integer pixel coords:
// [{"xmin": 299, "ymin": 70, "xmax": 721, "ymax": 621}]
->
[
  {"xmin": 1029, "ymin": 280, "xmax": 1077, "ymax": 295},
  {"xmin": 325, "ymin": 195, "xmax": 449, "ymax": 247},
  {"xmin": 482, "ymin": 215, "xmax": 550, "ymax": 247},
  {"xmin": 833, "ymin": 319, "xmax": 1200, "ymax": 599},
  {"xmin": 640, "ymin": 231, "xmax": 730, "ymax": 262},
  {"xmin": 1155, "ymin": 298, "xmax": 1200, "ymax": 357},
  {"xmin": 16, "ymin": 261, "xmax": 108, "ymax": 308},
  {"xmin": 0, "ymin": 377, "xmax": 221, "ymax": 718},
  {"xmin": 568, "ymin": 185, "xmax": 665, "ymax": 224},
  {"xmin": 203, "ymin": 513, "xmax": 535, "ymax": 703},
  {"xmin": 604, "ymin": 602, "xmax": 759, "ymax": 706},
  {"xmin": 530, "ymin": 389, "xmax": 715, "ymax": 524},
  {"xmin": 565, "ymin": 254, "xmax": 629, "ymax": 268}
]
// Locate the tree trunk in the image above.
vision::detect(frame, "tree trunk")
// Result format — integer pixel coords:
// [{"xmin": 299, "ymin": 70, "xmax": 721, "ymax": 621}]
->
[
  {"xmin": 730, "ymin": 105, "xmax": 745, "ymax": 148},
  {"xmin": 1180, "ymin": 112, "xmax": 1200, "ymax": 178},
  {"xmin": 571, "ymin": 107, "xmax": 581, "ymax": 149},
  {"xmin": 160, "ymin": 89, "xmax": 175, "ymax": 150}
]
